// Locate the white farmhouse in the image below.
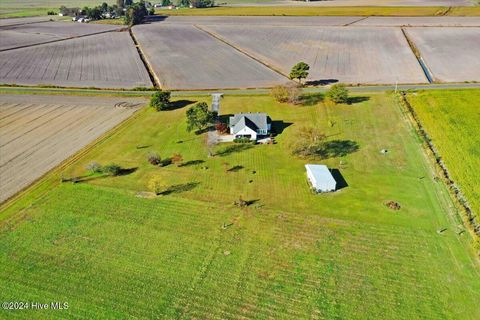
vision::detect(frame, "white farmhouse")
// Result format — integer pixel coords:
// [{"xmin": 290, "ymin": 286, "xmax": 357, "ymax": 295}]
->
[
  {"xmin": 229, "ymin": 113, "xmax": 271, "ymax": 141},
  {"xmin": 305, "ymin": 164, "xmax": 337, "ymax": 193}
]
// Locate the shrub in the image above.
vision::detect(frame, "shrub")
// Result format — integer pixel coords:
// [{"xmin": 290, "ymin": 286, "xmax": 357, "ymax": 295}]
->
[
  {"xmin": 233, "ymin": 137, "xmax": 251, "ymax": 143},
  {"xmin": 234, "ymin": 196, "xmax": 249, "ymax": 208},
  {"xmin": 171, "ymin": 153, "xmax": 183, "ymax": 164},
  {"xmin": 190, "ymin": 0, "xmax": 215, "ymax": 7},
  {"xmin": 148, "ymin": 177, "xmax": 166, "ymax": 195},
  {"xmin": 271, "ymin": 84, "xmax": 302, "ymax": 104},
  {"xmin": 150, "ymin": 90, "xmax": 171, "ymax": 111},
  {"xmin": 325, "ymin": 83, "xmax": 349, "ymax": 104},
  {"xmin": 215, "ymin": 122, "xmax": 228, "ymax": 134},
  {"xmin": 103, "ymin": 164, "xmax": 122, "ymax": 176},
  {"xmin": 147, "ymin": 152, "xmax": 161, "ymax": 165},
  {"xmin": 86, "ymin": 161, "xmax": 102, "ymax": 174},
  {"xmin": 271, "ymin": 85, "xmax": 289, "ymax": 103}
]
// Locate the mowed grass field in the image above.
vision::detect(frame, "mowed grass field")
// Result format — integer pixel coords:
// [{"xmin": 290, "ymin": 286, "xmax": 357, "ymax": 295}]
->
[
  {"xmin": 406, "ymin": 89, "xmax": 480, "ymax": 234},
  {"xmin": 1, "ymin": 93, "xmax": 479, "ymax": 318}
]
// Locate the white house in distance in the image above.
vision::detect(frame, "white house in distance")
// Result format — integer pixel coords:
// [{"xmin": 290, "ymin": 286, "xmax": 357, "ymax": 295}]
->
[
  {"xmin": 305, "ymin": 164, "xmax": 337, "ymax": 193},
  {"xmin": 229, "ymin": 112, "xmax": 271, "ymax": 141}
]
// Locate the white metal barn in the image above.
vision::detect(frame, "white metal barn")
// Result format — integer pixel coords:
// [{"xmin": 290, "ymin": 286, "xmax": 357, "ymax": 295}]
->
[{"xmin": 305, "ymin": 164, "xmax": 337, "ymax": 193}]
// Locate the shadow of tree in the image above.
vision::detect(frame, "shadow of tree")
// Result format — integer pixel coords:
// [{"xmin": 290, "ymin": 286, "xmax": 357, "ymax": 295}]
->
[
  {"xmin": 348, "ymin": 96, "xmax": 370, "ymax": 104},
  {"xmin": 143, "ymin": 15, "xmax": 168, "ymax": 24},
  {"xmin": 194, "ymin": 126, "xmax": 213, "ymax": 135},
  {"xmin": 166, "ymin": 100, "xmax": 196, "ymax": 111},
  {"xmin": 305, "ymin": 79, "xmax": 338, "ymax": 86},
  {"xmin": 295, "ymin": 140, "xmax": 359, "ymax": 160},
  {"xmin": 227, "ymin": 165, "xmax": 244, "ymax": 172},
  {"xmin": 218, "ymin": 114, "xmax": 233, "ymax": 124},
  {"xmin": 216, "ymin": 144, "xmax": 253, "ymax": 157},
  {"xmin": 117, "ymin": 167, "xmax": 138, "ymax": 176},
  {"xmin": 300, "ymin": 92, "xmax": 324, "ymax": 106},
  {"xmin": 178, "ymin": 160, "xmax": 205, "ymax": 167},
  {"xmin": 68, "ymin": 167, "xmax": 137, "ymax": 183},
  {"xmin": 245, "ymin": 199, "xmax": 260, "ymax": 206},
  {"xmin": 330, "ymin": 169, "xmax": 348, "ymax": 190},
  {"xmin": 160, "ymin": 182, "xmax": 199, "ymax": 195},
  {"xmin": 322, "ymin": 140, "xmax": 359, "ymax": 158}
]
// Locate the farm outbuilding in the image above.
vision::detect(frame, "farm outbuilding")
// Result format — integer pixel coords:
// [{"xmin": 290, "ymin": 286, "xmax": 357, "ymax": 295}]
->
[{"xmin": 305, "ymin": 164, "xmax": 337, "ymax": 193}]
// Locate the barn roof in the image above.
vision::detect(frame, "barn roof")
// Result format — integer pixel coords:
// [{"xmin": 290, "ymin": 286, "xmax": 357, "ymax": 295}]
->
[{"xmin": 305, "ymin": 164, "xmax": 336, "ymax": 188}]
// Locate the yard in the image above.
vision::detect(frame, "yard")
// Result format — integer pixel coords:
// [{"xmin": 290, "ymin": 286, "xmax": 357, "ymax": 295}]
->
[
  {"xmin": 406, "ymin": 89, "xmax": 480, "ymax": 238},
  {"xmin": 0, "ymin": 92, "xmax": 479, "ymax": 319}
]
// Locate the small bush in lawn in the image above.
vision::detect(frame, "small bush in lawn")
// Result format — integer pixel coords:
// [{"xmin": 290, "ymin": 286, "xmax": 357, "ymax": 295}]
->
[
  {"xmin": 171, "ymin": 153, "xmax": 183, "ymax": 164},
  {"xmin": 234, "ymin": 196, "xmax": 249, "ymax": 208},
  {"xmin": 215, "ymin": 122, "xmax": 228, "ymax": 134},
  {"xmin": 325, "ymin": 83, "xmax": 349, "ymax": 104},
  {"xmin": 86, "ymin": 161, "xmax": 102, "ymax": 174},
  {"xmin": 271, "ymin": 84, "xmax": 302, "ymax": 104},
  {"xmin": 148, "ymin": 177, "xmax": 166, "ymax": 195},
  {"xmin": 150, "ymin": 90, "xmax": 171, "ymax": 111},
  {"xmin": 233, "ymin": 137, "xmax": 251, "ymax": 143},
  {"xmin": 103, "ymin": 164, "xmax": 122, "ymax": 176},
  {"xmin": 147, "ymin": 152, "xmax": 161, "ymax": 165}
]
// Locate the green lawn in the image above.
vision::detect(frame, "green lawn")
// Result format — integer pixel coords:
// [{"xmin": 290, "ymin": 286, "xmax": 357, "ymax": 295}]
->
[
  {"xmin": 1, "ymin": 93, "xmax": 479, "ymax": 318},
  {"xmin": 406, "ymin": 89, "xmax": 480, "ymax": 239}
]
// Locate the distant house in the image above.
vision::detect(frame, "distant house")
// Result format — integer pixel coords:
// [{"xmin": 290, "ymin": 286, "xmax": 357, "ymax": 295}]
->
[
  {"xmin": 305, "ymin": 164, "xmax": 336, "ymax": 193},
  {"xmin": 229, "ymin": 112, "xmax": 271, "ymax": 141}
]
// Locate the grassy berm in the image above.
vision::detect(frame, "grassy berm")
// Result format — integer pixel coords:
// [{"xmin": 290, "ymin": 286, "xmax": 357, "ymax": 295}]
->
[{"xmin": 0, "ymin": 93, "xmax": 479, "ymax": 319}]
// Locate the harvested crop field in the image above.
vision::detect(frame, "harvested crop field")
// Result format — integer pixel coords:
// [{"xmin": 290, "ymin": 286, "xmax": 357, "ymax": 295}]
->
[
  {"xmin": 353, "ymin": 16, "xmax": 480, "ymax": 27},
  {"xmin": 0, "ymin": 21, "xmax": 122, "ymax": 51},
  {"xmin": 0, "ymin": 94, "xmax": 146, "ymax": 203},
  {"xmin": 405, "ymin": 28, "xmax": 480, "ymax": 83},
  {"xmin": 0, "ymin": 31, "xmax": 152, "ymax": 89},
  {"xmin": 133, "ymin": 24, "xmax": 288, "ymax": 89},
  {"xmin": 0, "ymin": 16, "xmax": 55, "ymax": 27},
  {"xmin": 157, "ymin": 15, "xmax": 361, "ymax": 26},
  {"xmin": 200, "ymin": 25, "xmax": 428, "ymax": 84}
]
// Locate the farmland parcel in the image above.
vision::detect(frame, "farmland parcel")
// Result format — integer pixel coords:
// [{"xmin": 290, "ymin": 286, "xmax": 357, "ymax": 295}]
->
[
  {"xmin": 0, "ymin": 94, "xmax": 145, "ymax": 203},
  {"xmin": 0, "ymin": 32, "xmax": 152, "ymax": 89},
  {"xmin": 0, "ymin": 21, "xmax": 122, "ymax": 51},
  {"xmin": 132, "ymin": 24, "xmax": 288, "ymax": 89},
  {"xmin": 1, "ymin": 93, "xmax": 478, "ymax": 319},
  {"xmin": 200, "ymin": 25, "xmax": 427, "ymax": 84},
  {"xmin": 406, "ymin": 89, "xmax": 480, "ymax": 234},
  {"xmin": 405, "ymin": 27, "xmax": 480, "ymax": 83}
]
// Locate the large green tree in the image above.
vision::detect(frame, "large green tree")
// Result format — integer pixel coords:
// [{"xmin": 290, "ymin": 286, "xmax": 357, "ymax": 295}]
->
[
  {"xmin": 289, "ymin": 62, "xmax": 310, "ymax": 84},
  {"xmin": 186, "ymin": 102, "xmax": 215, "ymax": 132},
  {"xmin": 150, "ymin": 90, "xmax": 171, "ymax": 111},
  {"xmin": 125, "ymin": 1, "xmax": 147, "ymax": 26}
]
